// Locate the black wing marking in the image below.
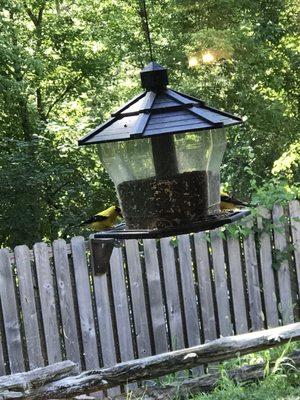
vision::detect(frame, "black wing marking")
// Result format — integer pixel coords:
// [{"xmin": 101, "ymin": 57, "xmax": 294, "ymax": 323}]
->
[
  {"xmin": 221, "ymin": 195, "xmax": 247, "ymax": 206},
  {"xmin": 81, "ymin": 214, "xmax": 109, "ymax": 225}
]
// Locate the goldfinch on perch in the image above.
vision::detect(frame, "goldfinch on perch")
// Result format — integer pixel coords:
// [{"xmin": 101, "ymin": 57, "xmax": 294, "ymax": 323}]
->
[
  {"xmin": 80, "ymin": 205, "xmax": 123, "ymax": 231},
  {"xmin": 220, "ymin": 192, "xmax": 248, "ymax": 210}
]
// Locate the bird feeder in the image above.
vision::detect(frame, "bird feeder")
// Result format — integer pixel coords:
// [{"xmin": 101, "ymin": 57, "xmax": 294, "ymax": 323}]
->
[{"xmin": 79, "ymin": 62, "xmax": 247, "ymax": 242}]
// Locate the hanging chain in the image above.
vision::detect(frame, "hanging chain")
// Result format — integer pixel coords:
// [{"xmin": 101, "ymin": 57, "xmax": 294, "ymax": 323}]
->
[{"xmin": 139, "ymin": 0, "xmax": 154, "ymax": 61}]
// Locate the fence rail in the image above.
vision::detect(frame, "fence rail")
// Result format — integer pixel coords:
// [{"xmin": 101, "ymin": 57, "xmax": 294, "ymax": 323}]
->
[{"xmin": 0, "ymin": 201, "xmax": 299, "ymax": 396}]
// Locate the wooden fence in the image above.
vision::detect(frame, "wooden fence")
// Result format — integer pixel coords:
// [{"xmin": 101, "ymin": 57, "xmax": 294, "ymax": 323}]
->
[{"xmin": 0, "ymin": 201, "xmax": 299, "ymax": 397}]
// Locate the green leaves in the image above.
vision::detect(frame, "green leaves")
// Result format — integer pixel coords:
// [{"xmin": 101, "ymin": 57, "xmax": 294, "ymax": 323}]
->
[{"xmin": 0, "ymin": 0, "xmax": 299, "ymax": 248}]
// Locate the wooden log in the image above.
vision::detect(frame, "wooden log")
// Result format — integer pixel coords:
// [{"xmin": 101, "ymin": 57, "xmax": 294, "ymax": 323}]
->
[
  {"xmin": 2, "ymin": 323, "xmax": 300, "ymax": 399},
  {"xmin": 0, "ymin": 360, "xmax": 78, "ymax": 393},
  {"xmin": 113, "ymin": 350, "xmax": 300, "ymax": 400}
]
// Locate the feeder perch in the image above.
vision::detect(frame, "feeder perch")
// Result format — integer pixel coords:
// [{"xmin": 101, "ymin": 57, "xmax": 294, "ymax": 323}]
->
[{"xmin": 79, "ymin": 62, "xmax": 246, "ymax": 272}]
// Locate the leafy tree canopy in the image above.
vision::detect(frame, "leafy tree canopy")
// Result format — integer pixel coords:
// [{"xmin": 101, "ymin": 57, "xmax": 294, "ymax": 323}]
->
[{"xmin": 0, "ymin": 0, "xmax": 299, "ymax": 247}]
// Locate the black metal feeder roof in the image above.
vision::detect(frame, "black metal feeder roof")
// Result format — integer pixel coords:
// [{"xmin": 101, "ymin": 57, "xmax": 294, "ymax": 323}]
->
[{"xmin": 78, "ymin": 62, "xmax": 243, "ymax": 146}]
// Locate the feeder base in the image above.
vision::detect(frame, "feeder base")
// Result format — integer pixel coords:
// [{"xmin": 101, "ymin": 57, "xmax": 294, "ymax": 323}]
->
[{"xmin": 94, "ymin": 209, "xmax": 250, "ymax": 240}]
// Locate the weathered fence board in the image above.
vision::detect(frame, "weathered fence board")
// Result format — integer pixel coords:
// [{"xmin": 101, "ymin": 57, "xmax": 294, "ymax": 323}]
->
[
  {"xmin": 93, "ymin": 256, "xmax": 120, "ymax": 398},
  {"xmin": 0, "ymin": 249, "xmax": 25, "ymax": 373},
  {"xmin": 14, "ymin": 245, "xmax": 44, "ymax": 370},
  {"xmin": 71, "ymin": 237, "xmax": 99, "ymax": 370},
  {"xmin": 257, "ymin": 208, "xmax": 279, "ymax": 328},
  {"xmin": 289, "ymin": 201, "xmax": 300, "ymax": 302},
  {"xmin": 33, "ymin": 242, "xmax": 62, "ymax": 364},
  {"xmin": 177, "ymin": 235, "xmax": 201, "ymax": 347},
  {"xmin": 193, "ymin": 232, "xmax": 217, "ymax": 341},
  {"xmin": 210, "ymin": 229, "xmax": 232, "ymax": 336},
  {"xmin": 226, "ymin": 235, "xmax": 248, "ymax": 334},
  {"xmin": 273, "ymin": 205, "xmax": 294, "ymax": 325},
  {"xmin": 160, "ymin": 237, "xmax": 185, "ymax": 351},
  {"xmin": 177, "ymin": 234, "xmax": 204, "ymax": 375},
  {"xmin": 0, "ymin": 328, "xmax": 5, "ymax": 376},
  {"xmin": 125, "ymin": 240, "xmax": 152, "ymax": 358},
  {"xmin": 53, "ymin": 239, "xmax": 81, "ymax": 366},
  {"xmin": 109, "ymin": 247, "xmax": 135, "ymax": 363},
  {"xmin": 109, "ymin": 247, "xmax": 137, "ymax": 393},
  {"xmin": 94, "ymin": 273, "xmax": 116, "ymax": 368},
  {"xmin": 143, "ymin": 239, "xmax": 169, "ymax": 354},
  {"xmin": 243, "ymin": 222, "xmax": 264, "ymax": 331}
]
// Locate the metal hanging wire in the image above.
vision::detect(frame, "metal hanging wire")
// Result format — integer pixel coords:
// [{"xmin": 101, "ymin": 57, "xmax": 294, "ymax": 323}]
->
[{"xmin": 139, "ymin": 0, "xmax": 154, "ymax": 61}]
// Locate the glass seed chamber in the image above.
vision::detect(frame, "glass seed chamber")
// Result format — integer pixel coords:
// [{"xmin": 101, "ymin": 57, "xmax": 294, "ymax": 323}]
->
[
  {"xmin": 98, "ymin": 128, "xmax": 226, "ymax": 229},
  {"xmin": 79, "ymin": 62, "xmax": 242, "ymax": 231}
]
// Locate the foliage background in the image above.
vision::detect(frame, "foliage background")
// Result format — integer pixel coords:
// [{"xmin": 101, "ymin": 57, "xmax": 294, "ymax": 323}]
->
[{"xmin": 0, "ymin": 0, "xmax": 299, "ymax": 247}]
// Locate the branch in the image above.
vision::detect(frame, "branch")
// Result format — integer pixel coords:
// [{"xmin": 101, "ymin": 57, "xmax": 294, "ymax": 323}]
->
[
  {"xmin": 45, "ymin": 77, "xmax": 83, "ymax": 119},
  {"xmin": 23, "ymin": 1, "xmax": 46, "ymax": 27}
]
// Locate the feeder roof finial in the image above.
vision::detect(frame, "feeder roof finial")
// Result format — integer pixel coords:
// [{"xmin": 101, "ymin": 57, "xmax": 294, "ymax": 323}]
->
[{"xmin": 140, "ymin": 62, "xmax": 169, "ymax": 91}]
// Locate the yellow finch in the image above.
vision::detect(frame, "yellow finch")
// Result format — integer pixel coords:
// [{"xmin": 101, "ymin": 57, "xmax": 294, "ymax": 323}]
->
[
  {"xmin": 220, "ymin": 192, "xmax": 248, "ymax": 210},
  {"xmin": 80, "ymin": 205, "xmax": 122, "ymax": 231}
]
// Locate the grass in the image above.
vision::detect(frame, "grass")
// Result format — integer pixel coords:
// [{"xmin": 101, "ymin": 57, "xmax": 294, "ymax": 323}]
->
[
  {"xmin": 191, "ymin": 343, "xmax": 300, "ymax": 400},
  {"xmin": 191, "ymin": 370, "xmax": 300, "ymax": 400},
  {"xmin": 127, "ymin": 343, "xmax": 300, "ymax": 400}
]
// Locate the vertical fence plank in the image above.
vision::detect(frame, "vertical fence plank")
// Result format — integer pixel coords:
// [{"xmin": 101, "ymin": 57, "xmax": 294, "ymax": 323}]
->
[
  {"xmin": 273, "ymin": 204, "xmax": 294, "ymax": 325},
  {"xmin": 0, "ymin": 330, "xmax": 5, "ymax": 376},
  {"xmin": 125, "ymin": 240, "xmax": 152, "ymax": 358},
  {"xmin": 33, "ymin": 242, "xmax": 62, "ymax": 364},
  {"xmin": 110, "ymin": 247, "xmax": 136, "ymax": 394},
  {"xmin": 289, "ymin": 200, "xmax": 300, "ymax": 300},
  {"xmin": 93, "ymin": 259, "xmax": 120, "ymax": 398},
  {"xmin": 243, "ymin": 222, "xmax": 264, "ymax": 331},
  {"xmin": 110, "ymin": 247, "xmax": 135, "ymax": 362},
  {"xmin": 71, "ymin": 237, "xmax": 99, "ymax": 370},
  {"xmin": 177, "ymin": 234, "xmax": 203, "ymax": 376},
  {"xmin": 0, "ymin": 249, "xmax": 24, "ymax": 373},
  {"xmin": 53, "ymin": 239, "xmax": 81, "ymax": 366},
  {"xmin": 193, "ymin": 232, "xmax": 217, "ymax": 341},
  {"xmin": 226, "ymin": 235, "xmax": 248, "ymax": 334},
  {"xmin": 14, "ymin": 245, "xmax": 44, "ymax": 370},
  {"xmin": 160, "ymin": 237, "xmax": 185, "ymax": 351},
  {"xmin": 94, "ymin": 273, "xmax": 117, "ymax": 368},
  {"xmin": 257, "ymin": 208, "xmax": 279, "ymax": 328},
  {"xmin": 210, "ymin": 229, "xmax": 232, "ymax": 337},
  {"xmin": 143, "ymin": 239, "xmax": 168, "ymax": 354},
  {"xmin": 177, "ymin": 235, "xmax": 201, "ymax": 347}
]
